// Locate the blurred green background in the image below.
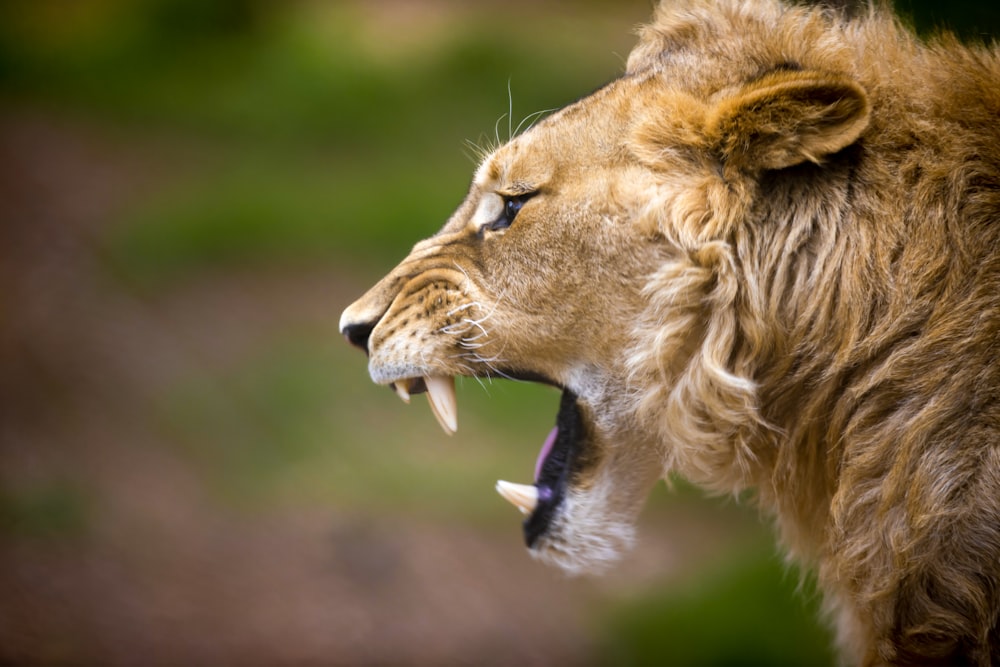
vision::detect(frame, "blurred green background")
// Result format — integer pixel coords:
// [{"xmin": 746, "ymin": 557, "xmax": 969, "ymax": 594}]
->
[{"xmin": 0, "ymin": 1, "xmax": 995, "ymax": 665}]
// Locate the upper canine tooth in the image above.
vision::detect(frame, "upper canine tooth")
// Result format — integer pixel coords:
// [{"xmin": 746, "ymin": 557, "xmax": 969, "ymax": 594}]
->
[
  {"xmin": 495, "ymin": 480, "xmax": 538, "ymax": 515},
  {"xmin": 424, "ymin": 375, "xmax": 457, "ymax": 435},
  {"xmin": 392, "ymin": 382, "xmax": 411, "ymax": 404}
]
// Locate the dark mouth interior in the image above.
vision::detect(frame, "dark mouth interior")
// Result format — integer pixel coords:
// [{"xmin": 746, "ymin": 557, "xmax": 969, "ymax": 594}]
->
[
  {"xmin": 524, "ymin": 389, "xmax": 583, "ymax": 548},
  {"xmin": 402, "ymin": 369, "xmax": 583, "ymax": 546}
]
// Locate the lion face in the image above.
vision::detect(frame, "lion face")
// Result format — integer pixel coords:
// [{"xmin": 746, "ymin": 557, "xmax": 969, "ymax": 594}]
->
[
  {"xmin": 340, "ymin": 0, "xmax": 870, "ymax": 574},
  {"xmin": 340, "ymin": 77, "xmax": 670, "ymax": 573}
]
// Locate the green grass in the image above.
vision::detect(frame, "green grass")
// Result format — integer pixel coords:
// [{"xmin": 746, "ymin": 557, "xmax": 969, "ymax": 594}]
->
[
  {"xmin": 102, "ymin": 153, "xmax": 471, "ymax": 285},
  {"xmin": 600, "ymin": 545, "xmax": 836, "ymax": 666},
  {"xmin": 2, "ymin": 1, "xmax": 644, "ymax": 285},
  {"xmin": 0, "ymin": 483, "xmax": 91, "ymax": 540}
]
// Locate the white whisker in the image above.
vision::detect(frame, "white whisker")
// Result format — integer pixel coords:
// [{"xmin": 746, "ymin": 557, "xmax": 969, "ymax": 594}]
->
[
  {"xmin": 462, "ymin": 318, "xmax": 489, "ymax": 339},
  {"xmin": 508, "ymin": 79, "xmax": 516, "ymax": 141},
  {"xmin": 482, "ymin": 361, "xmax": 517, "ymax": 382},
  {"xmin": 494, "ymin": 111, "xmax": 507, "ymax": 151},
  {"xmin": 447, "ymin": 302, "xmax": 478, "ymax": 317},
  {"xmin": 513, "ymin": 107, "xmax": 556, "ymax": 137}
]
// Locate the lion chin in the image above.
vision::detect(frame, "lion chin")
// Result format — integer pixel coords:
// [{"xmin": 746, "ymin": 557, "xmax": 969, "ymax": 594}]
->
[
  {"xmin": 341, "ymin": 0, "xmax": 1000, "ymax": 663},
  {"xmin": 528, "ymin": 486, "xmax": 638, "ymax": 577}
]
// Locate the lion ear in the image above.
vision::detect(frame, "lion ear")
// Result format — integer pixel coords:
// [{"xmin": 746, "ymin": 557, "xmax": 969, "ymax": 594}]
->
[{"xmin": 706, "ymin": 70, "xmax": 870, "ymax": 171}]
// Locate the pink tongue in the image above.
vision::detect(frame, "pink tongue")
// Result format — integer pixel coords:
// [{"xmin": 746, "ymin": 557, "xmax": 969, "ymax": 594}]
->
[{"xmin": 534, "ymin": 427, "xmax": 559, "ymax": 482}]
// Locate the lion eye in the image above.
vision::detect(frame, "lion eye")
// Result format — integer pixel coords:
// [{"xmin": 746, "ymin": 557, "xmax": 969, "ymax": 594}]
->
[
  {"xmin": 485, "ymin": 194, "xmax": 532, "ymax": 233},
  {"xmin": 504, "ymin": 197, "xmax": 523, "ymax": 223}
]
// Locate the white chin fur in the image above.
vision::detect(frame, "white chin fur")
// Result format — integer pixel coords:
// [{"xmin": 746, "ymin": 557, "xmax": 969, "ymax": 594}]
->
[{"xmin": 528, "ymin": 487, "xmax": 638, "ymax": 576}]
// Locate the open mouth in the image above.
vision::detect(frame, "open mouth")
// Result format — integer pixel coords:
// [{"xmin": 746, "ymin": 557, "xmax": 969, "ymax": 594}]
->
[{"xmin": 388, "ymin": 374, "xmax": 585, "ymax": 547}]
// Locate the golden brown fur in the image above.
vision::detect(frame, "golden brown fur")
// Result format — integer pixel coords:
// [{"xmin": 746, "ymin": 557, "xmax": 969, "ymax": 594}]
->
[{"xmin": 341, "ymin": 1, "xmax": 1000, "ymax": 663}]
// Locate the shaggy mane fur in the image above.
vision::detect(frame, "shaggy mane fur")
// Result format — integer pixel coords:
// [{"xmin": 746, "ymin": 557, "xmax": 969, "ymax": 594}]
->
[{"xmin": 625, "ymin": 1, "xmax": 1000, "ymax": 662}]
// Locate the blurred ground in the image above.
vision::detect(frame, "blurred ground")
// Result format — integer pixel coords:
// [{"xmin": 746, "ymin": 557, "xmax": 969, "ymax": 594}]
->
[
  {"xmin": 10, "ymin": 0, "xmax": 995, "ymax": 664},
  {"xmin": 0, "ymin": 106, "xmax": 587, "ymax": 665}
]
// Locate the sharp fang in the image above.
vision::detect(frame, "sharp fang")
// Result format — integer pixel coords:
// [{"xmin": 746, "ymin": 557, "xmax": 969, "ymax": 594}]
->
[
  {"xmin": 392, "ymin": 382, "xmax": 411, "ymax": 404},
  {"xmin": 495, "ymin": 480, "xmax": 538, "ymax": 515},
  {"xmin": 424, "ymin": 375, "xmax": 457, "ymax": 435}
]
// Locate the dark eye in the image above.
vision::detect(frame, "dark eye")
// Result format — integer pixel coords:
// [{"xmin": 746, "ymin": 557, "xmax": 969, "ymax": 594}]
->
[
  {"xmin": 504, "ymin": 196, "xmax": 523, "ymax": 223},
  {"xmin": 486, "ymin": 194, "xmax": 533, "ymax": 232}
]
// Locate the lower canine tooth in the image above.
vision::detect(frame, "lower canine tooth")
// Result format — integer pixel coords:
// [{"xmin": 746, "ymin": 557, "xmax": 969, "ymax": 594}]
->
[
  {"xmin": 495, "ymin": 480, "xmax": 538, "ymax": 515},
  {"xmin": 424, "ymin": 375, "xmax": 457, "ymax": 435}
]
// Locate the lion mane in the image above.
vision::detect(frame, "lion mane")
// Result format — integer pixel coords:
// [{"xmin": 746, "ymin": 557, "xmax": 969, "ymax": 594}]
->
[{"xmin": 627, "ymin": 4, "xmax": 1000, "ymax": 661}]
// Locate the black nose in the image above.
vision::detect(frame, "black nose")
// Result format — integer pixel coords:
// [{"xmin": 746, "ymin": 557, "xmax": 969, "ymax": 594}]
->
[{"xmin": 342, "ymin": 322, "xmax": 374, "ymax": 353}]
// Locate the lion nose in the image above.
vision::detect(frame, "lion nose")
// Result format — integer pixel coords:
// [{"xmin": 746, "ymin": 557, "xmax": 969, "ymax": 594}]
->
[
  {"xmin": 340, "ymin": 289, "xmax": 391, "ymax": 355},
  {"xmin": 341, "ymin": 321, "xmax": 375, "ymax": 353}
]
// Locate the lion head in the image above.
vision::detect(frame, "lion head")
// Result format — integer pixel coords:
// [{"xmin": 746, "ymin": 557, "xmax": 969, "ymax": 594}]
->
[{"xmin": 340, "ymin": 0, "xmax": 871, "ymax": 575}]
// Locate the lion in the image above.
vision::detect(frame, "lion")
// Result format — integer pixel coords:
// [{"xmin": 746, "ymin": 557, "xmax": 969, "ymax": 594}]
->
[{"xmin": 339, "ymin": 0, "xmax": 1000, "ymax": 663}]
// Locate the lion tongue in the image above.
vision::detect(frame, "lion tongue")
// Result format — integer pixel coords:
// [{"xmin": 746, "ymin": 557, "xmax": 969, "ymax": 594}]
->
[{"xmin": 534, "ymin": 426, "xmax": 559, "ymax": 482}]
